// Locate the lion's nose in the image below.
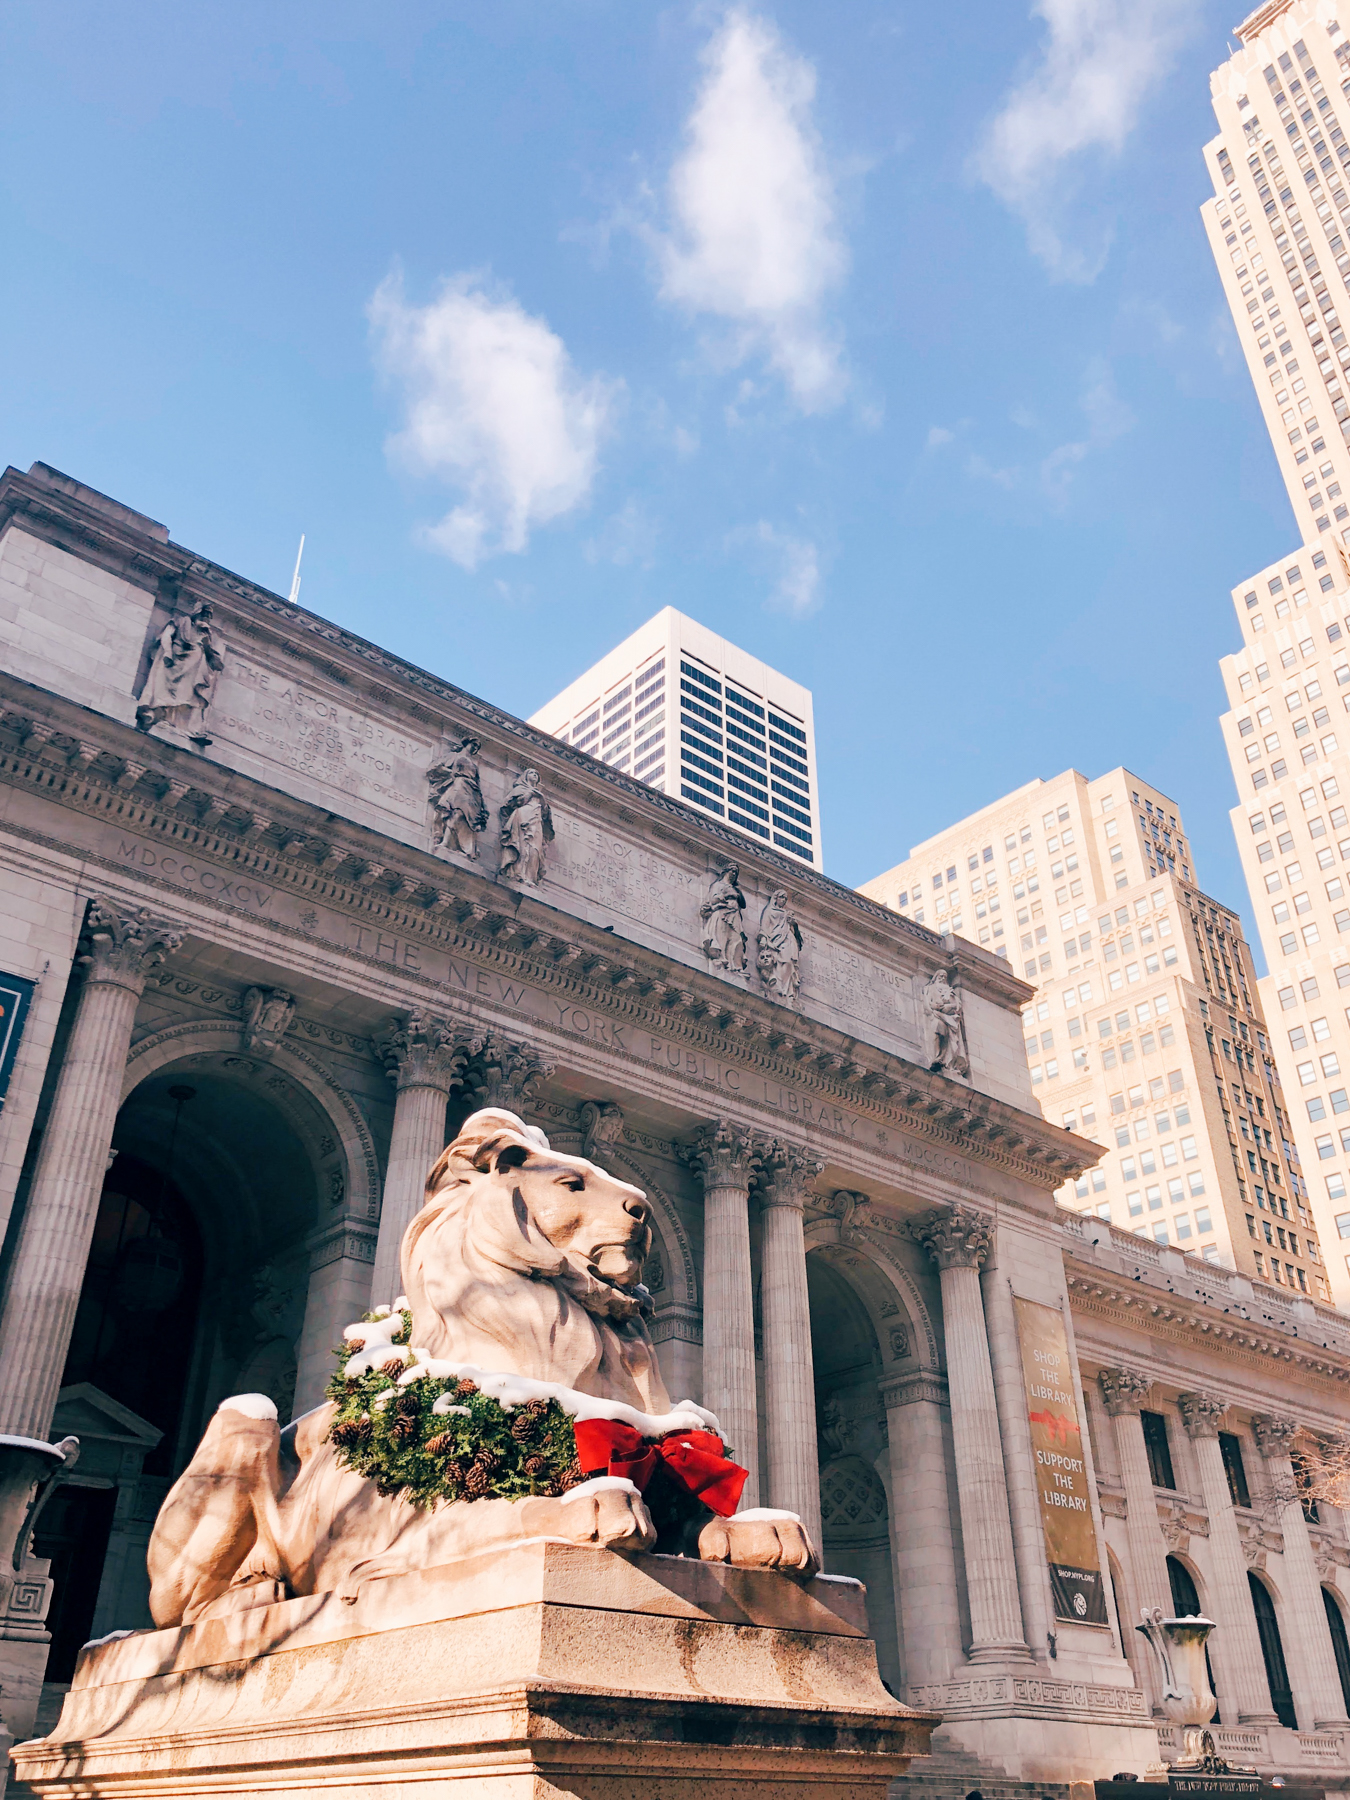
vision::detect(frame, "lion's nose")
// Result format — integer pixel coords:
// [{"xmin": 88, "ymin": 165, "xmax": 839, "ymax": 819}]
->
[{"xmin": 622, "ymin": 1193, "xmax": 649, "ymax": 1224}]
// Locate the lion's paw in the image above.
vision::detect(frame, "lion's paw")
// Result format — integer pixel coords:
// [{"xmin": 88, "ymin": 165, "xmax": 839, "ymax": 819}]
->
[
  {"xmin": 698, "ymin": 1508, "xmax": 820, "ymax": 1579},
  {"xmin": 521, "ymin": 1477, "xmax": 657, "ymax": 1552}
]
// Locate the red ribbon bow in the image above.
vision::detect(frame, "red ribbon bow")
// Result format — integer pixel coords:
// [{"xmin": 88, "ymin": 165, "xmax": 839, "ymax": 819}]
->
[{"xmin": 571, "ymin": 1417, "xmax": 748, "ymax": 1518}]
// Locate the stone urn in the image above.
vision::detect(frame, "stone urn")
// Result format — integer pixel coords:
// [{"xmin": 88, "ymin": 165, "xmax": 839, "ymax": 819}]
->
[
  {"xmin": 0, "ymin": 1434, "xmax": 78, "ymax": 1792},
  {"xmin": 1136, "ymin": 1606, "xmax": 1220, "ymax": 1768},
  {"xmin": 0, "ymin": 1435, "xmax": 78, "ymax": 1612}
]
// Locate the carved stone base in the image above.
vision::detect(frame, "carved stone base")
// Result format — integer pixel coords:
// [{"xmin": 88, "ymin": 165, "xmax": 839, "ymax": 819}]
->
[{"xmin": 12, "ymin": 1542, "xmax": 934, "ymax": 1797}]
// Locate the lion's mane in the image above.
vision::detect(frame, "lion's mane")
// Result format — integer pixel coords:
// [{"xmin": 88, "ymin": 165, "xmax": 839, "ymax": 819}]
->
[{"xmin": 399, "ymin": 1108, "xmax": 668, "ymax": 1413}]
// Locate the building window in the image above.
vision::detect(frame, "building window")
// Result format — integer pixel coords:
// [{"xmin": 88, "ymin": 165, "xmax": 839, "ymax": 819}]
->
[
  {"xmin": 1142, "ymin": 1410, "xmax": 1176, "ymax": 1490},
  {"xmin": 1221, "ymin": 1432, "xmax": 1252, "ymax": 1509},
  {"xmin": 1248, "ymin": 1572, "xmax": 1298, "ymax": 1729}
]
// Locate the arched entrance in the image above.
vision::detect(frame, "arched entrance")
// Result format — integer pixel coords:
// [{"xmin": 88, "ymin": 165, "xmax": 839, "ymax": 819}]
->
[
  {"xmin": 36, "ymin": 1048, "xmax": 347, "ymax": 1659},
  {"xmin": 1324, "ymin": 1587, "xmax": 1350, "ymax": 1719},
  {"xmin": 807, "ymin": 1253, "xmax": 900, "ymax": 1692},
  {"xmin": 1248, "ymin": 1570, "xmax": 1297, "ymax": 1729}
]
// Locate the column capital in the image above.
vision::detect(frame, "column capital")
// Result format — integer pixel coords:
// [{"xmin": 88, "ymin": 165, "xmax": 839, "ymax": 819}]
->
[
  {"xmin": 759, "ymin": 1142, "xmax": 825, "ymax": 1211},
  {"xmin": 880, "ymin": 1371, "xmax": 948, "ymax": 1410},
  {"xmin": 913, "ymin": 1204, "xmax": 992, "ymax": 1271},
  {"xmin": 1251, "ymin": 1413, "xmax": 1299, "ymax": 1461},
  {"xmin": 1178, "ymin": 1391, "xmax": 1229, "ymax": 1439},
  {"xmin": 375, "ymin": 1010, "xmax": 477, "ymax": 1095},
  {"xmin": 81, "ymin": 898, "xmax": 184, "ymax": 993},
  {"xmin": 1099, "ymin": 1366, "xmax": 1154, "ymax": 1416},
  {"xmin": 469, "ymin": 1034, "xmax": 554, "ymax": 1114},
  {"xmin": 682, "ymin": 1120, "xmax": 761, "ymax": 1189}
]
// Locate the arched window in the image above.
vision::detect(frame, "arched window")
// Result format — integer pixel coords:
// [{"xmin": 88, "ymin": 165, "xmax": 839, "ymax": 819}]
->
[
  {"xmin": 1168, "ymin": 1555, "xmax": 1220, "ymax": 1724},
  {"xmin": 1248, "ymin": 1571, "xmax": 1297, "ymax": 1729},
  {"xmin": 1323, "ymin": 1588, "xmax": 1350, "ymax": 1720}
]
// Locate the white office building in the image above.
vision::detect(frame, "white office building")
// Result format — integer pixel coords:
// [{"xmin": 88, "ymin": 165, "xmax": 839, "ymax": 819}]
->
[{"xmin": 529, "ymin": 607, "xmax": 822, "ymax": 868}]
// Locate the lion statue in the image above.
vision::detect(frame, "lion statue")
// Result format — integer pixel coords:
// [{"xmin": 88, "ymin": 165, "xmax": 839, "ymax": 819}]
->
[{"xmin": 148, "ymin": 1108, "xmax": 817, "ymax": 1627}]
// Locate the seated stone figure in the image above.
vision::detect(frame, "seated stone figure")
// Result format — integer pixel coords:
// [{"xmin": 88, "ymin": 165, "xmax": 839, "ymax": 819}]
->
[{"xmin": 148, "ymin": 1108, "xmax": 816, "ymax": 1626}]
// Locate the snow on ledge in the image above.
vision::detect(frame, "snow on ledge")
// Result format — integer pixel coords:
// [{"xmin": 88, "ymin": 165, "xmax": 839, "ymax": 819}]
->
[
  {"xmin": 216, "ymin": 1394, "xmax": 278, "ymax": 1422},
  {"xmin": 560, "ymin": 1475, "xmax": 642, "ymax": 1505}
]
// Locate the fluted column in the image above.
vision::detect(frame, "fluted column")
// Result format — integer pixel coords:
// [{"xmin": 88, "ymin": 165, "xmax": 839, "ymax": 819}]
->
[
  {"xmin": 370, "ymin": 1011, "xmax": 476, "ymax": 1304},
  {"xmin": 915, "ymin": 1206, "xmax": 1031, "ymax": 1662},
  {"xmin": 1178, "ymin": 1392, "xmax": 1278, "ymax": 1724},
  {"xmin": 760, "ymin": 1143, "xmax": 825, "ymax": 1546},
  {"xmin": 1100, "ymin": 1367, "xmax": 1174, "ymax": 1712},
  {"xmin": 684, "ymin": 1122, "xmax": 761, "ymax": 1506},
  {"xmin": 0, "ymin": 900, "xmax": 183, "ymax": 1438},
  {"xmin": 1100, "ymin": 1369, "xmax": 1174, "ymax": 1620},
  {"xmin": 1252, "ymin": 1413, "xmax": 1349, "ymax": 1727},
  {"xmin": 883, "ymin": 1371, "xmax": 964, "ymax": 1689}
]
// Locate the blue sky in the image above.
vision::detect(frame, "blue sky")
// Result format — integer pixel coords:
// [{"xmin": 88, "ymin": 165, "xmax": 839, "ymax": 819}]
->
[{"xmin": 0, "ymin": 1, "xmax": 1303, "ymax": 938}]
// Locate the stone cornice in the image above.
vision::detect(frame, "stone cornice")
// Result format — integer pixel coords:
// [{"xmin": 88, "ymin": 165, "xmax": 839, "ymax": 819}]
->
[
  {"xmin": 1065, "ymin": 1249, "xmax": 1350, "ymax": 1397},
  {"xmin": 0, "ymin": 464, "xmax": 1031, "ymax": 1015},
  {"xmin": 0, "ymin": 673, "xmax": 1091, "ymax": 1190}
]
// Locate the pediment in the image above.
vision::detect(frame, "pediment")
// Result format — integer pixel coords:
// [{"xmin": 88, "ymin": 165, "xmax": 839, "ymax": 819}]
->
[{"xmin": 52, "ymin": 1382, "xmax": 163, "ymax": 1449}]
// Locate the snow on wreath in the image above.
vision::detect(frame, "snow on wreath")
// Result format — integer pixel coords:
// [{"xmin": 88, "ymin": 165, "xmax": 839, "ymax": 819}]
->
[{"xmin": 326, "ymin": 1302, "xmax": 750, "ymax": 1526}]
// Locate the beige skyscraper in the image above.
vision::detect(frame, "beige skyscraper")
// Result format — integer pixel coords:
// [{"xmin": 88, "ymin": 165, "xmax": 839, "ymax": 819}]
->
[
  {"xmin": 1207, "ymin": 0, "xmax": 1350, "ymax": 1306},
  {"xmin": 859, "ymin": 768, "xmax": 1331, "ymax": 1300}
]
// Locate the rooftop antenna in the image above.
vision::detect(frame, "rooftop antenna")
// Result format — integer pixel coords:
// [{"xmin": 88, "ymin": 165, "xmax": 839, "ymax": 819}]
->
[{"xmin": 288, "ymin": 534, "xmax": 305, "ymax": 605}]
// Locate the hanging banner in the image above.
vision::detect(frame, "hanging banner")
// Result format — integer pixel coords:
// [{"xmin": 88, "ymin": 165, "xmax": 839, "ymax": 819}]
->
[
  {"xmin": 1014, "ymin": 1295, "xmax": 1107, "ymax": 1625},
  {"xmin": 0, "ymin": 973, "xmax": 34, "ymax": 1116}
]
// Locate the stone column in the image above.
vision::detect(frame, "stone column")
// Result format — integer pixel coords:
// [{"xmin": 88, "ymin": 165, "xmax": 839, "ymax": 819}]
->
[
  {"xmin": 1178, "ymin": 1391, "xmax": 1278, "ymax": 1724},
  {"xmin": 370, "ymin": 1011, "xmax": 476, "ymax": 1304},
  {"xmin": 1100, "ymin": 1368, "xmax": 1175, "ymax": 1621},
  {"xmin": 915, "ymin": 1206, "xmax": 1031, "ymax": 1663},
  {"xmin": 684, "ymin": 1122, "xmax": 761, "ymax": 1506},
  {"xmin": 759, "ymin": 1143, "xmax": 825, "ymax": 1546},
  {"xmin": 1100, "ymin": 1367, "xmax": 1174, "ymax": 1713},
  {"xmin": 882, "ymin": 1371, "xmax": 964, "ymax": 1690},
  {"xmin": 1252, "ymin": 1413, "xmax": 1349, "ymax": 1727},
  {"xmin": 0, "ymin": 900, "xmax": 183, "ymax": 1439}
]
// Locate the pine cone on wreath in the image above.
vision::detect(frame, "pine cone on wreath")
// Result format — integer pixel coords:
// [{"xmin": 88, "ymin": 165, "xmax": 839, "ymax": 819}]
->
[
  {"xmin": 390, "ymin": 1414, "xmax": 417, "ymax": 1446},
  {"xmin": 509, "ymin": 1412, "xmax": 535, "ymax": 1444},
  {"xmin": 455, "ymin": 1377, "xmax": 479, "ymax": 1398},
  {"xmin": 464, "ymin": 1463, "xmax": 490, "ymax": 1498},
  {"xmin": 523, "ymin": 1455, "xmax": 547, "ymax": 1477},
  {"xmin": 425, "ymin": 1432, "xmax": 450, "ymax": 1457},
  {"xmin": 381, "ymin": 1356, "xmax": 407, "ymax": 1377}
]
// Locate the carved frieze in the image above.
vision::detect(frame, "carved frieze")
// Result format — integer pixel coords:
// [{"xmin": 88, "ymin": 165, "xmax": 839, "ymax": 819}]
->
[
  {"xmin": 580, "ymin": 1099, "xmax": 624, "ymax": 1162},
  {"xmin": 135, "ymin": 601, "xmax": 225, "ymax": 748},
  {"xmin": 498, "ymin": 768, "xmax": 553, "ymax": 886},
  {"xmin": 427, "ymin": 736, "xmax": 488, "ymax": 859},
  {"xmin": 921, "ymin": 966, "xmax": 969, "ymax": 1081},
  {"xmin": 755, "ymin": 889, "xmax": 802, "ymax": 1002},
  {"xmin": 700, "ymin": 859, "xmax": 748, "ymax": 975},
  {"xmin": 240, "ymin": 987, "xmax": 296, "ymax": 1059}
]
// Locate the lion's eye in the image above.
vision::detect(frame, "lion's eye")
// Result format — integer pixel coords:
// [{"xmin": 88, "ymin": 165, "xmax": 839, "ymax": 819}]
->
[{"xmin": 560, "ymin": 1176, "xmax": 585, "ymax": 1193}]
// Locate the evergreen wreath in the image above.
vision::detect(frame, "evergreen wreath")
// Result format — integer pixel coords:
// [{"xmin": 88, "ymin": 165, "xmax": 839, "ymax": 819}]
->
[{"xmin": 325, "ymin": 1306, "xmax": 583, "ymax": 1508}]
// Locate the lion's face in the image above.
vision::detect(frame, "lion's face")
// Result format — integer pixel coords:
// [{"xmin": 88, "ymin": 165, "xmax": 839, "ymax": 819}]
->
[{"xmin": 498, "ymin": 1142, "xmax": 652, "ymax": 1288}]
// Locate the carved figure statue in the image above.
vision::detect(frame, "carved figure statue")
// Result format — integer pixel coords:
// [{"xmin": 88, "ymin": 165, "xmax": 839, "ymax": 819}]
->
[
  {"xmin": 499, "ymin": 768, "xmax": 554, "ymax": 886},
  {"xmin": 755, "ymin": 889, "xmax": 802, "ymax": 1000},
  {"xmin": 136, "ymin": 602, "xmax": 225, "ymax": 744},
  {"xmin": 240, "ymin": 987, "xmax": 296, "ymax": 1059},
  {"xmin": 427, "ymin": 737, "xmax": 488, "ymax": 858},
  {"xmin": 700, "ymin": 862, "xmax": 747, "ymax": 973},
  {"xmin": 921, "ymin": 968, "xmax": 969, "ymax": 1079},
  {"xmin": 146, "ymin": 1109, "xmax": 817, "ymax": 1627}
]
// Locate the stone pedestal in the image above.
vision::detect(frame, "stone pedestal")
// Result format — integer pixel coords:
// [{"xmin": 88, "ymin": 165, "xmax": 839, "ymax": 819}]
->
[{"xmin": 12, "ymin": 1542, "xmax": 934, "ymax": 1798}]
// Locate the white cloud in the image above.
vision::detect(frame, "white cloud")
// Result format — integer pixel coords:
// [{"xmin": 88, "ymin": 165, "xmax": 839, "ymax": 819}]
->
[
  {"xmin": 656, "ymin": 10, "xmax": 846, "ymax": 410},
  {"xmin": 1041, "ymin": 358, "xmax": 1134, "ymax": 501},
  {"xmin": 368, "ymin": 271, "xmax": 617, "ymax": 568},
  {"xmin": 975, "ymin": 0, "xmax": 1196, "ymax": 280},
  {"xmin": 926, "ymin": 425, "xmax": 955, "ymax": 448},
  {"xmin": 732, "ymin": 520, "xmax": 821, "ymax": 616},
  {"xmin": 583, "ymin": 499, "xmax": 659, "ymax": 568}
]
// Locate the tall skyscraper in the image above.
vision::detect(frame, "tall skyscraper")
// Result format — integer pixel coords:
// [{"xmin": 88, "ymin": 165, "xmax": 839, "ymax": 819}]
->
[
  {"xmin": 529, "ymin": 606, "xmax": 822, "ymax": 869},
  {"xmin": 1207, "ymin": 0, "xmax": 1350, "ymax": 1305},
  {"xmin": 859, "ymin": 767, "xmax": 1331, "ymax": 1298}
]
